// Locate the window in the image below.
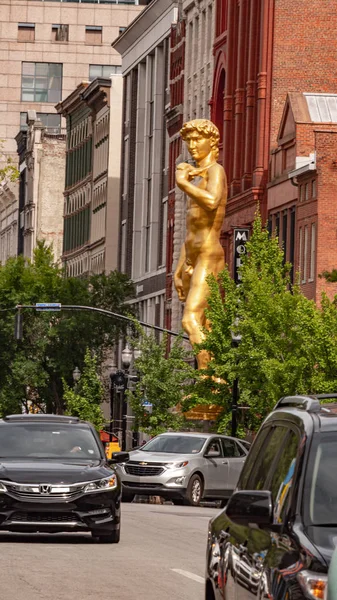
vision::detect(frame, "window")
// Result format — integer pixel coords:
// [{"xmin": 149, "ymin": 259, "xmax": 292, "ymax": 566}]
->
[
  {"xmin": 89, "ymin": 64, "xmax": 121, "ymax": 81},
  {"xmin": 299, "ymin": 226, "xmax": 303, "ymax": 279},
  {"xmin": 270, "ymin": 430, "xmax": 299, "ymax": 523},
  {"xmin": 21, "ymin": 62, "xmax": 62, "ymax": 103},
  {"xmin": 302, "ymin": 225, "xmax": 308, "ymax": 283},
  {"xmin": 221, "ymin": 438, "xmax": 244, "ymax": 458},
  {"xmin": 238, "ymin": 427, "xmax": 270, "ymax": 490},
  {"xmin": 309, "ymin": 222, "xmax": 316, "ymax": 281},
  {"xmin": 20, "ymin": 112, "xmax": 61, "ymax": 131},
  {"xmin": 85, "ymin": 26, "xmax": 102, "ymax": 45},
  {"xmin": 52, "ymin": 24, "xmax": 69, "ymax": 42},
  {"xmin": 304, "ymin": 433, "xmax": 337, "ymax": 526},
  {"xmin": 305, "ymin": 182, "xmax": 309, "ymax": 201},
  {"xmin": 246, "ymin": 426, "xmax": 290, "ymax": 491},
  {"xmin": 18, "ymin": 23, "xmax": 35, "ymax": 42},
  {"xmin": 275, "ymin": 212, "xmax": 280, "ymax": 237},
  {"xmin": 205, "ymin": 439, "xmax": 222, "ymax": 456},
  {"xmin": 290, "ymin": 208, "xmax": 295, "ymax": 283},
  {"xmin": 282, "ymin": 210, "xmax": 287, "ymax": 263},
  {"xmin": 312, "ymin": 179, "xmax": 316, "ymax": 198}
]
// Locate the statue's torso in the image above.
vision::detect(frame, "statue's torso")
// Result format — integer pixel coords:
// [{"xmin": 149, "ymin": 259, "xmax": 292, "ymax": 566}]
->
[{"xmin": 185, "ymin": 164, "xmax": 226, "ymax": 265}]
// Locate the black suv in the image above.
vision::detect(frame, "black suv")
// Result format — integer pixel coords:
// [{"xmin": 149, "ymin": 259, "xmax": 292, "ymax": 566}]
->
[
  {"xmin": 0, "ymin": 414, "xmax": 128, "ymax": 542},
  {"xmin": 206, "ymin": 395, "xmax": 337, "ymax": 600}
]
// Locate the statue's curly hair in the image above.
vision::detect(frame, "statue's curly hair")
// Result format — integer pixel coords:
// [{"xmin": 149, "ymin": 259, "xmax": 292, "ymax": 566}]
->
[{"xmin": 180, "ymin": 119, "xmax": 220, "ymax": 160}]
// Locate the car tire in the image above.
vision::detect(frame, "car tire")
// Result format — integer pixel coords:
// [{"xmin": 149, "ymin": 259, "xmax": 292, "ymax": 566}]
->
[
  {"xmin": 95, "ymin": 528, "xmax": 120, "ymax": 544},
  {"xmin": 122, "ymin": 492, "xmax": 135, "ymax": 503},
  {"xmin": 185, "ymin": 474, "xmax": 203, "ymax": 506}
]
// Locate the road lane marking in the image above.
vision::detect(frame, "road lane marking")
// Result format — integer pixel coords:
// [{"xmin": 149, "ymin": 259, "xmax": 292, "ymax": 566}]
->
[{"xmin": 171, "ymin": 569, "xmax": 205, "ymax": 584}]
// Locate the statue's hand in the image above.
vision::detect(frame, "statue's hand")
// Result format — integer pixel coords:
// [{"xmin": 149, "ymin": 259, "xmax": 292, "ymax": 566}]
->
[
  {"xmin": 174, "ymin": 273, "xmax": 186, "ymax": 302},
  {"xmin": 176, "ymin": 162, "xmax": 193, "ymax": 187}
]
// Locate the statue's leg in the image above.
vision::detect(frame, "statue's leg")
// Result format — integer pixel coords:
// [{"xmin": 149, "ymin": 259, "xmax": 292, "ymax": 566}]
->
[{"xmin": 182, "ymin": 262, "xmax": 210, "ymax": 369}]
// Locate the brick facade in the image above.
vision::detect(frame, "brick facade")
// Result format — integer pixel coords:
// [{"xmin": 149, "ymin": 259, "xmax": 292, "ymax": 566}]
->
[{"xmin": 210, "ymin": 0, "xmax": 337, "ymax": 301}]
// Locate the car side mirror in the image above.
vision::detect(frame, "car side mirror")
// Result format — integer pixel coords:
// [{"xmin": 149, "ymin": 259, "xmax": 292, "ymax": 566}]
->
[
  {"xmin": 205, "ymin": 449, "xmax": 221, "ymax": 458},
  {"xmin": 225, "ymin": 490, "xmax": 273, "ymax": 527},
  {"xmin": 108, "ymin": 451, "xmax": 130, "ymax": 465}
]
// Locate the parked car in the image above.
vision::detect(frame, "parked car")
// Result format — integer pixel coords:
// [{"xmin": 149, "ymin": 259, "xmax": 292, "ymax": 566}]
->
[
  {"xmin": 117, "ymin": 432, "xmax": 249, "ymax": 506},
  {"xmin": 206, "ymin": 394, "xmax": 337, "ymax": 600},
  {"xmin": 0, "ymin": 414, "xmax": 128, "ymax": 542}
]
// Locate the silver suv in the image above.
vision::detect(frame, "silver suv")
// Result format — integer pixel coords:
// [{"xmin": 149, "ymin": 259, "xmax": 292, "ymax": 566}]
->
[{"xmin": 117, "ymin": 432, "xmax": 249, "ymax": 506}]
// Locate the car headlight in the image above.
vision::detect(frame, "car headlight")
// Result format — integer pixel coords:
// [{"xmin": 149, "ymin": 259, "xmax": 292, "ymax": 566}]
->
[
  {"xmin": 0, "ymin": 482, "xmax": 7, "ymax": 493},
  {"xmin": 297, "ymin": 571, "xmax": 328, "ymax": 600},
  {"xmin": 165, "ymin": 461, "xmax": 189, "ymax": 469},
  {"xmin": 84, "ymin": 474, "xmax": 118, "ymax": 493}
]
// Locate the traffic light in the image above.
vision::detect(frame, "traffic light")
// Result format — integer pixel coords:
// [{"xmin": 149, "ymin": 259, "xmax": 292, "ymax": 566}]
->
[{"xmin": 111, "ymin": 370, "xmax": 126, "ymax": 390}]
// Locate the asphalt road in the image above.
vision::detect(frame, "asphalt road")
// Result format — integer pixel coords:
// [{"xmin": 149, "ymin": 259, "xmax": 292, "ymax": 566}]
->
[{"xmin": 0, "ymin": 502, "xmax": 219, "ymax": 600}]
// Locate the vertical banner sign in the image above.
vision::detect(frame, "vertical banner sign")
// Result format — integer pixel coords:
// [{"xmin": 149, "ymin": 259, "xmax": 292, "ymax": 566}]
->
[{"xmin": 233, "ymin": 228, "xmax": 250, "ymax": 284}]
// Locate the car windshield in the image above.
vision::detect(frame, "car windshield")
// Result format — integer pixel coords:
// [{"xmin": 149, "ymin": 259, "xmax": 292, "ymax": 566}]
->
[
  {"xmin": 141, "ymin": 435, "xmax": 207, "ymax": 454},
  {"xmin": 0, "ymin": 423, "xmax": 101, "ymax": 460},
  {"xmin": 305, "ymin": 433, "xmax": 337, "ymax": 526}
]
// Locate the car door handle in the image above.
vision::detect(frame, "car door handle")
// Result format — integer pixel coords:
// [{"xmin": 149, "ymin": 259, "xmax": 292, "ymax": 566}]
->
[{"xmin": 222, "ymin": 460, "xmax": 228, "ymax": 465}]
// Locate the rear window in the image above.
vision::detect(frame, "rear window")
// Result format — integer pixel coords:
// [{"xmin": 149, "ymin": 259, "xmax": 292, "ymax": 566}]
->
[
  {"xmin": 304, "ymin": 433, "xmax": 337, "ymax": 526},
  {"xmin": 0, "ymin": 423, "xmax": 101, "ymax": 460},
  {"xmin": 142, "ymin": 435, "xmax": 206, "ymax": 454}
]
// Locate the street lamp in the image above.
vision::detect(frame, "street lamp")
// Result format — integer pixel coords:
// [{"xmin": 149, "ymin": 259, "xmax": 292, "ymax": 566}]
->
[
  {"xmin": 230, "ymin": 324, "xmax": 242, "ymax": 438},
  {"xmin": 110, "ymin": 345, "xmax": 141, "ymax": 451},
  {"xmin": 72, "ymin": 366, "xmax": 81, "ymax": 383}
]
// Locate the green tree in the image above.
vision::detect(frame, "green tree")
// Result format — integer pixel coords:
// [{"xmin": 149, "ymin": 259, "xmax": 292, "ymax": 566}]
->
[
  {"xmin": 127, "ymin": 329, "xmax": 195, "ymax": 436},
  {"xmin": 0, "ymin": 141, "xmax": 19, "ymax": 186},
  {"xmin": 188, "ymin": 213, "xmax": 337, "ymax": 434},
  {"xmin": 64, "ymin": 349, "xmax": 105, "ymax": 430},
  {"xmin": 0, "ymin": 242, "xmax": 135, "ymax": 416}
]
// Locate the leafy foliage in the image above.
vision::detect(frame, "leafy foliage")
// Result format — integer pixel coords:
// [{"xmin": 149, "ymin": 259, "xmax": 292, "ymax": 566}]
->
[
  {"xmin": 0, "ymin": 142, "xmax": 19, "ymax": 186},
  {"xmin": 127, "ymin": 327, "xmax": 196, "ymax": 436},
  {"xmin": 0, "ymin": 242, "xmax": 135, "ymax": 416},
  {"xmin": 64, "ymin": 349, "xmax": 105, "ymax": 430},
  {"xmin": 190, "ymin": 213, "xmax": 337, "ymax": 434}
]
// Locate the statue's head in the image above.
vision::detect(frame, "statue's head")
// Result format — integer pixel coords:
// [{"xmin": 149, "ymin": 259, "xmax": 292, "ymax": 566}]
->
[{"xmin": 180, "ymin": 119, "xmax": 220, "ymax": 161}]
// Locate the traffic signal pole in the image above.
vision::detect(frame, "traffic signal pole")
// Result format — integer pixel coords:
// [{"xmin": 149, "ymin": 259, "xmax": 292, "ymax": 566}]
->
[{"xmin": 14, "ymin": 303, "xmax": 188, "ymax": 340}]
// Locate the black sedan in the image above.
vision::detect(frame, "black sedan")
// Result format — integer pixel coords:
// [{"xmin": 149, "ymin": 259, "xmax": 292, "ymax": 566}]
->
[{"xmin": 0, "ymin": 414, "xmax": 128, "ymax": 542}]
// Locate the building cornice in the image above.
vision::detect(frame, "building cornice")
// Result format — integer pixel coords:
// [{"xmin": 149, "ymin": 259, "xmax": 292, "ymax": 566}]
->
[
  {"xmin": 112, "ymin": 0, "xmax": 175, "ymax": 55},
  {"xmin": 56, "ymin": 82, "xmax": 89, "ymax": 116}
]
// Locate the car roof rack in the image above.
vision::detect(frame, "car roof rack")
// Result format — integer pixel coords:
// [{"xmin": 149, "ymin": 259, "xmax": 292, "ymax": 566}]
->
[
  {"xmin": 3, "ymin": 414, "xmax": 81, "ymax": 423},
  {"xmin": 274, "ymin": 395, "xmax": 321, "ymax": 413}
]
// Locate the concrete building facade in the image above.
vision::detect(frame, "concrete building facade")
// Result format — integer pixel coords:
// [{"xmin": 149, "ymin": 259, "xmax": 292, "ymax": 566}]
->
[
  {"xmin": 0, "ymin": 0, "xmax": 144, "ymax": 264},
  {"xmin": 113, "ymin": 0, "xmax": 177, "ymax": 330},
  {"xmin": 57, "ymin": 75, "xmax": 123, "ymax": 276},
  {"xmin": 16, "ymin": 111, "xmax": 66, "ymax": 262}
]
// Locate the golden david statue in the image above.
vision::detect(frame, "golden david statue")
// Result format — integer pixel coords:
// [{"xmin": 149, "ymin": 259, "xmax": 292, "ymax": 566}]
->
[{"xmin": 174, "ymin": 119, "xmax": 227, "ymax": 370}]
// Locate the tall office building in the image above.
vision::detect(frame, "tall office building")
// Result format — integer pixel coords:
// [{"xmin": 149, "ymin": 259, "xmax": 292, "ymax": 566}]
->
[{"xmin": 0, "ymin": 0, "xmax": 144, "ymax": 263}]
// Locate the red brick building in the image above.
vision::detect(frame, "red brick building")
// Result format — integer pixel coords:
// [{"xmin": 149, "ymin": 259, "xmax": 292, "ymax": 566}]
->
[{"xmin": 211, "ymin": 0, "xmax": 337, "ymax": 299}]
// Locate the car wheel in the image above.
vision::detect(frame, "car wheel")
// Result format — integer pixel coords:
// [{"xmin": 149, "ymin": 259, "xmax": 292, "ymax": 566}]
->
[
  {"xmin": 94, "ymin": 528, "xmax": 120, "ymax": 544},
  {"xmin": 185, "ymin": 474, "xmax": 203, "ymax": 506},
  {"xmin": 122, "ymin": 492, "xmax": 135, "ymax": 503}
]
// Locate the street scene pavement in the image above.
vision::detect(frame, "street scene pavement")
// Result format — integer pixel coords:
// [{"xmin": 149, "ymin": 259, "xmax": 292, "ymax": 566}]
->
[{"xmin": 0, "ymin": 503, "xmax": 218, "ymax": 600}]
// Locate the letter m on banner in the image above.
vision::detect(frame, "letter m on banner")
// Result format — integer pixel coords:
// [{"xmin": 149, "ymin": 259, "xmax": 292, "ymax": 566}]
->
[{"xmin": 233, "ymin": 228, "xmax": 250, "ymax": 284}]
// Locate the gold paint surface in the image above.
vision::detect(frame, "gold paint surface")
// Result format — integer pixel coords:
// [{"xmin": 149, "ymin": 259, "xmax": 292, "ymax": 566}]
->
[{"xmin": 174, "ymin": 119, "xmax": 227, "ymax": 369}]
